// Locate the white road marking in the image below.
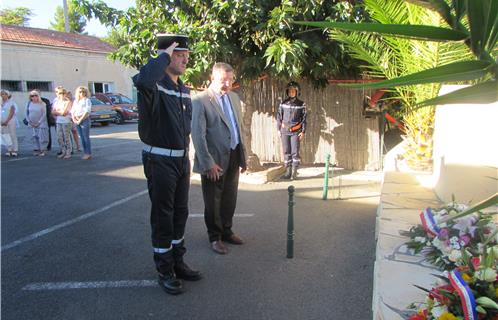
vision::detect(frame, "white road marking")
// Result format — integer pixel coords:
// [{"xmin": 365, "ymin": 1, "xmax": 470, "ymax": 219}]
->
[
  {"xmin": 22, "ymin": 280, "xmax": 157, "ymax": 291},
  {"xmin": 2, "ymin": 178, "xmax": 254, "ymax": 252},
  {"xmin": 1, "ymin": 190, "xmax": 149, "ymax": 252},
  {"xmin": 2, "ymin": 156, "xmax": 31, "ymax": 162},
  {"xmin": 189, "ymin": 213, "xmax": 254, "ymax": 218}
]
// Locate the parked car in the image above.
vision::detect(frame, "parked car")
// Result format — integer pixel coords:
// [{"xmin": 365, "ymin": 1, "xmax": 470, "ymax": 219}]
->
[
  {"xmin": 89, "ymin": 96, "xmax": 118, "ymax": 126},
  {"xmin": 94, "ymin": 93, "xmax": 139, "ymax": 124}
]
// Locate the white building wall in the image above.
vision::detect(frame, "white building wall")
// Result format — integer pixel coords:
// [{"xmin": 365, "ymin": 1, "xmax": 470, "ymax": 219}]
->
[
  {"xmin": 1, "ymin": 42, "xmax": 137, "ymax": 115},
  {"xmin": 383, "ymin": 85, "xmax": 498, "ymax": 204},
  {"xmin": 431, "ymin": 85, "xmax": 498, "ymax": 203}
]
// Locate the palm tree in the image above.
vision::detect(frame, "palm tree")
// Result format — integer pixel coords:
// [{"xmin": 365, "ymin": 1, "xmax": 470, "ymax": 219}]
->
[
  {"xmin": 296, "ymin": 0, "xmax": 497, "ymax": 170},
  {"xmin": 331, "ymin": 0, "xmax": 472, "ymax": 169}
]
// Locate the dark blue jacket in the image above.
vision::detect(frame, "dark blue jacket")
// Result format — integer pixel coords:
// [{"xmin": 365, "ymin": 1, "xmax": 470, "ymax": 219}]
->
[
  {"xmin": 276, "ymin": 97, "xmax": 307, "ymax": 135},
  {"xmin": 132, "ymin": 53, "xmax": 192, "ymax": 150}
]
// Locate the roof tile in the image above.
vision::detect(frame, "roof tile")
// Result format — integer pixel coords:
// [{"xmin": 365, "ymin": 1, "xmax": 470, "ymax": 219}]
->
[{"xmin": 0, "ymin": 24, "xmax": 115, "ymax": 53}]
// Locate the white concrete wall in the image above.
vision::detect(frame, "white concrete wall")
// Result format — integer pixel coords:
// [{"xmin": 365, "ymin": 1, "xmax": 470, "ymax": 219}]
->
[
  {"xmin": 382, "ymin": 85, "xmax": 497, "ymax": 204},
  {"xmin": 1, "ymin": 42, "xmax": 137, "ymax": 115},
  {"xmin": 431, "ymin": 85, "xmax": 498, "ymax": 203}
]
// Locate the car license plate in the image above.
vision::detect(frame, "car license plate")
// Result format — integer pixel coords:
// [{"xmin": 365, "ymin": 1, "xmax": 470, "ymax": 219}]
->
[{"xmin": 100, "ymin": 115, "xmax": 109, "ymax": 118}]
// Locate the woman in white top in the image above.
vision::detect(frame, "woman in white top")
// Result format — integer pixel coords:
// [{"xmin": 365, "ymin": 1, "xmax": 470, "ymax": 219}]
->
[
  {"xmin": 52, "ymin": 86, "xmax": 73, "ymax": 159},
  {"xmin": 1, "ymin": 89, "xmax": 19, "ymax": 157},
  {"xmin": 71, "ymin": 86, "xmax": 92, "ymax": 160},
  {"xmin": 26, "ymin": 90, "xmax": 49, "ymax": 156}
]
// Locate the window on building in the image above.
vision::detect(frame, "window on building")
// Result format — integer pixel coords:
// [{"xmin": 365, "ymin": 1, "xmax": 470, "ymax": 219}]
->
[
  {"xmin": 27, "ymin": 81, "xmax": 52, "ymax": 92},
  {"xmin": 88, "ymin": 82, "xmax": 114, "ymax": 95},
  {"xmin": 1, "ymin": 80, "xmax": 22, "ymax": 92}
]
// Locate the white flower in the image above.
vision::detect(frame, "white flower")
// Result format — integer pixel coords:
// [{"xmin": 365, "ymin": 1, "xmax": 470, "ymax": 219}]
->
[
  {"xmin": 476, "ymin": 268, "xmax": 497, "ymax": 282},
  {"xmin": 455, "ymin": 203, "xmax": 469, "ymax": 211},
  {"xmin": 414, "ymin": 236, "xmax": 426, "ymax": 243},
  {"xmin": 448, "ymin": 250, "xmax": 462, "ymax": 262},
  {"xmin": 432, "ymin": 238, "xmax": 442, "ymax": 250},
  {"xmin": 450, "ymin": 236, "xmax": 461, "ymax": 250},
  {"xmin": 478, "ymin": 243, "xmax": 485, "ymax": 254},
  {"xmin": 431, "ymin": 305, "xmax": 448, "ymax": 318},
  {"xmin": 453, "ymin": 214, "xmax": 478, "ymax": 237}
]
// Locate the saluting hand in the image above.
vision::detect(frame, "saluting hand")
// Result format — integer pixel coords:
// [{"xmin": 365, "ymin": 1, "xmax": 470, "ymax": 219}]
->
[
  {"xmin": 207, "ymin": 164, "xmax": 223, "ymax": 181},
  {"xmin": 158, "ymin": 42, "xmax": 178, "ymax": 57}
]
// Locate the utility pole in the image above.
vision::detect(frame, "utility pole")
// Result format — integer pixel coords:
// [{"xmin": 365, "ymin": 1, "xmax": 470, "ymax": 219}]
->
[{"xmin": 62, "ymin": 0, "xmax": 70, "ymax": 32}]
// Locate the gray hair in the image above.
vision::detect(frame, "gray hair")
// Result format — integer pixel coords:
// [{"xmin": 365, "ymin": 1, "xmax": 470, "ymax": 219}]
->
[
  {"xmin": 0, "ymin": 89, "xmax": 12, "ymax": 98},
  {"xmin": 212, "ymin": 62, "xmax": 234, "ymax": 74}
]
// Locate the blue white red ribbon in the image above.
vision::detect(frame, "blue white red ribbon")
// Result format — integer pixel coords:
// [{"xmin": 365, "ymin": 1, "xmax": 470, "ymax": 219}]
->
[
  {"xmin": 420, "ymin": 208, "xmax": 440, "ymax": 237},
  {"xmin": 448, "ymin": 270, "xmax": 477, "ymax": 320}
]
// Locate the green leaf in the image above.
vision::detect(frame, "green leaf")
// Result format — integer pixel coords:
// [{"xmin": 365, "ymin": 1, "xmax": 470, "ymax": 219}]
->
[
  {"xmin": 293, "ymin": 21, "xmax": 468, "ymax": 41},
  {"xmin": 454, "ymin": 0, "xmax": 467, "ymax": 23},
  {"xmin": 413, "ymin": 284, "xmax": 431, "ymax": 293},
  {"xmin": 340, "ymin": 60, "xmax": 493, "ymax": 89},
  {"xmin": 484, "ymin": 0, "xmax": 498, "ymax": 52},
  {"xmin": 416, "ymin": 81, "xmax": 498, "ymax": 107},
  {"xmin": 405, "ymin": 0, "xmax": 454, "ymax": 26},
  {"xmin": 476, "ymin": 305, "xmax": 487, "ymax": 314},
  {"xmin": 476, "ymin": 296, "xmax": 498, "ymax": 309},
  {"xmin": 467, "ymin": 0, "xmax": 486, "ymax": 56}
]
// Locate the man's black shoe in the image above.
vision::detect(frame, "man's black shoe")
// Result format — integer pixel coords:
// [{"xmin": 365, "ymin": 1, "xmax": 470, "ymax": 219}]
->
[
  {"xmin": 158, "ymin": 272, "xmax": 183, "ymax": 295},
  {"xmin": 174, "ymin": 262, "xmax": 202, "ymax": 281}
]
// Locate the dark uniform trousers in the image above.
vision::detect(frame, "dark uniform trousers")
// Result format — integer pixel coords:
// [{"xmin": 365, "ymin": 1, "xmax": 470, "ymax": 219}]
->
[
  {"xmin": 142, "ymin": 151, "xmax": 190, "ymax": 275},
  {"xmin": 201, "ymin": 144, "xmax": 241, "ymax": 243},
  {"xmin": 281, "ymin": 133, "xmax": 301, "ymax": 168}
]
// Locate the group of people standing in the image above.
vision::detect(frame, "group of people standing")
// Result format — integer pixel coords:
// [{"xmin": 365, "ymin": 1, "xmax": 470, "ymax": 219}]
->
[
  {"xmin": 1, "ymin": 86, "xmax": 93, "ymax": 160},
  {"xmin": 51, "ymin": 86, "xmax": 92, "ymax": 160},
  {"xmin": 133, "ymin": 33, "xmax": 307, "ymax": 296}
]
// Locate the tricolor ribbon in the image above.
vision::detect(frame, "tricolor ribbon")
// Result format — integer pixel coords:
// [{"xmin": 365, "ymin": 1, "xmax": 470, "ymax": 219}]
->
[
  {"xmin": 420, "ymin": 208, "xmax": 441, "ymax": 237},
  {"xmin": 448, "ymin": 270, "xmax": 477, "ymax": 320}
]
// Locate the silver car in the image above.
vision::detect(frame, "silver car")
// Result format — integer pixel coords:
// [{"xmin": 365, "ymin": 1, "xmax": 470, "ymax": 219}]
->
[{"xmin": 89, "ymin": 96, "xmax": 118, "ymax": 126}]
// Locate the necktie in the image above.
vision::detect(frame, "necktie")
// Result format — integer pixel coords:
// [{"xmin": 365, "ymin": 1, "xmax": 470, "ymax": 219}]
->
[{"xmin": 221, "ymin": 95, "xmax": 238, "ymax": 149}]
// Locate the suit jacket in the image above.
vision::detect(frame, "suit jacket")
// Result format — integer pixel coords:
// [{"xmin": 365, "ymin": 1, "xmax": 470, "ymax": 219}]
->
[{"xmin": 191, "ymin": 88, "xmax": 247, "ymax": 174}]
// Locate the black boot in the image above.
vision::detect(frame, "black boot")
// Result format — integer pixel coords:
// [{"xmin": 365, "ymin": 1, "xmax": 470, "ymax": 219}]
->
[
  {"xmin": 291, "ymin": 167, "xmax": 298, "ymax": 180},
  {"xmin": 172, "ymin": 240, "xmax": 202, "ymax": 281},
  {"xmin": 154, "ymin": 250, "xmax": 183, "ymax": 295},
  {"xmin": 282, "ymin": 166, "xmax": 292, "ymax": 179},
  {"xmin": 174, "ymin": 261, "xmax": 202, "ymax": 281},
  {"xmin": 158, "ymin": 271, "xmax": 183, "ymax": 295}
]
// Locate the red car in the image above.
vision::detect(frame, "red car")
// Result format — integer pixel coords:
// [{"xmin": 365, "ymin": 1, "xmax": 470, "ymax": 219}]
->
[{"xmin": 94, "ymin": 93, "xmax": 139, "ymax": 124}]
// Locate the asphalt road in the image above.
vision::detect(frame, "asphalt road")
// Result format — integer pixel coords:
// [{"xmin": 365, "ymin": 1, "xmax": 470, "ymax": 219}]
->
[{"xmin": 2, "ymin": 122, "xmax": 379, "ymax": 320}]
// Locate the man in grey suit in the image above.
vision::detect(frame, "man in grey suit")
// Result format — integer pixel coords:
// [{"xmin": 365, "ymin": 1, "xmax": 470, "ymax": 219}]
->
[{"xmin": 191, "ymin": 62, "xmax": 247, "ymax": 255}]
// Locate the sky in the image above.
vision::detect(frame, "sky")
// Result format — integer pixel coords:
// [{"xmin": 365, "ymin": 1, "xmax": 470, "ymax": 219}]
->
[{"xmin": 1, "ymin": 0, "xmax": 136, "ymax": 37}]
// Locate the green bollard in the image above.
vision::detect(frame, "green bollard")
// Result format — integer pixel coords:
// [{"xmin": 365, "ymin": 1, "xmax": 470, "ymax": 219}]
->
[
  {"xmin": 287, "ymin": 185, "xmax": 295, "ymax": 259},
  {"xmin": 322, "ymin": 154, "xmax": 331, "ymax": 200}
]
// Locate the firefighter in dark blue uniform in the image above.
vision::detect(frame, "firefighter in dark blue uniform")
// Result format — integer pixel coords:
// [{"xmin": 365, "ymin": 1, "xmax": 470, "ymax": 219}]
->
[
  {"xmin": 132, "ymin": 34, "xmax": 201, "ymax": 295},
  {"xmin": 277, "ymin": 81, "xmax": 307, "ymax": 180}
]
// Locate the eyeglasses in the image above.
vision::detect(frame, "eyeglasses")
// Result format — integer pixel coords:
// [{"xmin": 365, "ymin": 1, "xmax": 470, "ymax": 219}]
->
[{"xmin": 30, "ymin": 95, "xmax": 39, "ymax": 97}]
